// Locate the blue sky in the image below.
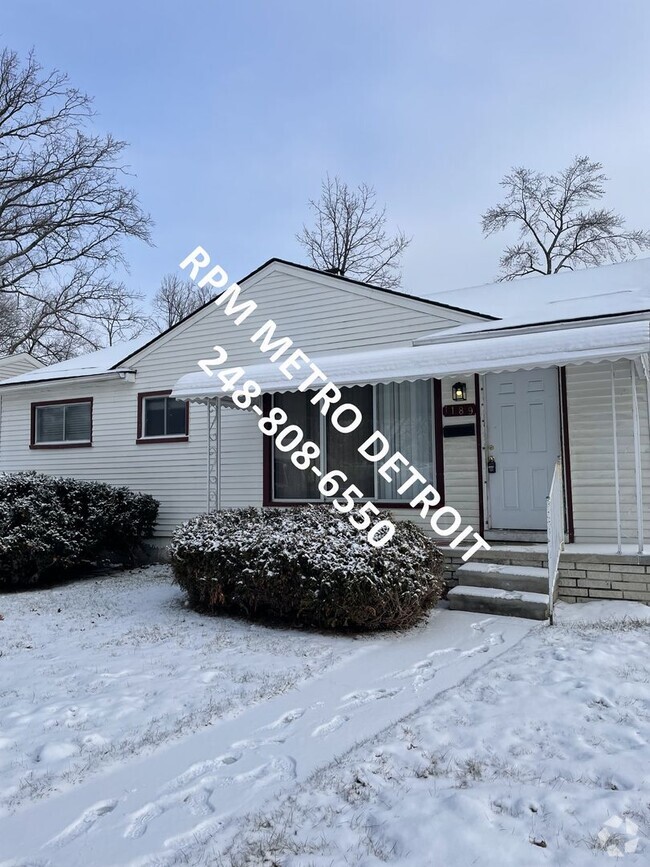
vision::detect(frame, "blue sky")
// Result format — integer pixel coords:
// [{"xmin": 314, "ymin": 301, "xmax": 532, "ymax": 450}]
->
[{"xmin": 3, "ymin": 0, "xmax": 650, "ymax": 299}]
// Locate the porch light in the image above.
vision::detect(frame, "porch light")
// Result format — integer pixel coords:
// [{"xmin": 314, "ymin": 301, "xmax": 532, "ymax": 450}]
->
[{"xmin": 452, "ymin": 381, "xmax": 467, "ymax": 402}]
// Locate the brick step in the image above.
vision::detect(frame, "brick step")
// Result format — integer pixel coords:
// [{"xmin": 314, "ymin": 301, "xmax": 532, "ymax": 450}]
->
[
  {"xmin": 447, "ymin": 585, "xmax": 550, "ymax": 620},
  {"xmin": 455, "ymin": 562, "xmax": 548, "ymax": 594}
]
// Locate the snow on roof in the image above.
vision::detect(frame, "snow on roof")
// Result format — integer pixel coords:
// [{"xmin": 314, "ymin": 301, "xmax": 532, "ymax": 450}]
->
[
  {"xmin": 422, "ymin": 257, "xmax": 650, "ymax": 337},
  {"xmin": 172, "ymin": 320, "xmax": 650, "ymax": 399},
  {"xmin": 0, "ymin": 335, "xmax": 151, "ymax": 386}
]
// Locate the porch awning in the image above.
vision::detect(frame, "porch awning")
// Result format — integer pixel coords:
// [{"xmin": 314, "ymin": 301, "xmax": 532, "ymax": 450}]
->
[{"xmin": 171, "ymin": 320, "xmax": 650, "ymax": 400}]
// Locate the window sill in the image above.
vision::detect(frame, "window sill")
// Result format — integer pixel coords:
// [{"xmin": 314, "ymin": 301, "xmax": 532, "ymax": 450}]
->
[
  {"xmin": 30, "ymin": 442, "xmax": 93, "ymax": 450},
  {"xmin": 135, "ymin": 436, "xmax": 189, "ymax": 445}
]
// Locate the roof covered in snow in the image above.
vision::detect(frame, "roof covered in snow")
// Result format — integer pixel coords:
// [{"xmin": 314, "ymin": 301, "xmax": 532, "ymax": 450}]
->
[
  {"xmin": 0, "ymin": 336, "xmax": 150, "ymax": 386},
  {"xmin": 421, "ymin": 257, "xmax": 650, "ymax": 339},
  {"xmin": 6, "ymin": 257, "xmax": 650, "ymax": 389}
]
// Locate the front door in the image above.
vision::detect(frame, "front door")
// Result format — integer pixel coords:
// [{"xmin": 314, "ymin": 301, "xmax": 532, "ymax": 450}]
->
[{"xmin": 485, "ymin": 368, "xmax": 561, "ymax": 531}]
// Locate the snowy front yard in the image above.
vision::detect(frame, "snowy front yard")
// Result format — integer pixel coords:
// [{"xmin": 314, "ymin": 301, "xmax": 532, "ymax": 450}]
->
[
  {"xmin": 0, "ymin": 567, "xmax": 648, "ymax": 866},
  {"xmin": 0, "ymin": 566, "xmax": 348, "ymax": 813},
  {"xmin": 217, "ymin": 603, "xmax": 650, "ymax": 867}
]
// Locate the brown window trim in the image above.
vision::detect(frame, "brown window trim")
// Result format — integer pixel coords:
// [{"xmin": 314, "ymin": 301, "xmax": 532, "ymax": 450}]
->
[
  {"xmin": 30, "ymin": 397, "xmax": 94, "ymax": 450},
  {"xmin": 262, "ymin": 382, "xmax": 446, "ymax": 509},
  {"xmin": 136, "ymin": 390, "xmax": 189, "ymax": 444}
]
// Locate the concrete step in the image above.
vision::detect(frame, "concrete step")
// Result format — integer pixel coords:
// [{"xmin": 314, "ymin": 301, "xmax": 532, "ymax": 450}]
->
[
  {"xmin": 447, "ymin": 585, "xmax": 550, "ymax": 620},
  {"xmin": 455, "ymin": 562, "xmax": 548, "ymax": 594}
]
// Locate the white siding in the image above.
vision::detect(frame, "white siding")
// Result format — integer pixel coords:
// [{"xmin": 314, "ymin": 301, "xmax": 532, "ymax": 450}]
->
[
  {"xmin": 0, "ymin": 264, "xmax": 479, "ymax": 540},
  {"xmin": 439, "ymin": 375, "xmax": 481, "ymax": 531},
  {"xmin": 566, "ymin": 360, "xmax": 650, "ymax": 545},
  {"xmin": 0, "ymin": 354, "xmax": 42, "ymax": 381}
]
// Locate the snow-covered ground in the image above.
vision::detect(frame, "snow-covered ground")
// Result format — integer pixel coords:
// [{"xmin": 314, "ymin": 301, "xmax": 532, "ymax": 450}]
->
[
  {"xmin": 214, "ymin": 601, "xmax": 650, "ymax": 867},
  {"xmin": 0, "ymin": 566, "xmax": 347, "ymax": 813},
  {"xmin": 0, "ymin": 567, "xmax": 648, "ymax": 866}
]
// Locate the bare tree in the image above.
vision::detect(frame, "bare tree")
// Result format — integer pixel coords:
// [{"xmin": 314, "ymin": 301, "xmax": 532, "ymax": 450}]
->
[
  {"xmin": 151, "ymin": 273, "xmax": 213, "ymax": 331},
  {"xmin": 0, "ymin": 48, "xmax": 152, "ymax": 360},
  {"xmin": 482, "ymin": 156, "xmax": 650, "ymax": 280},
  {"xmin": 297, "ymin": 175, "xmax": 411, "ymax": 289}
]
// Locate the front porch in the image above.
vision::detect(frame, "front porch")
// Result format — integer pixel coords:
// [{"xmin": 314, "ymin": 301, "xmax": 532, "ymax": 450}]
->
[
  {"xmin": 444, "ymin": 543, "xmax": 650, "ymax": 605},
  {"xmin": 172, "ymin": 318, "xmax": 650, "ymax": 622}
]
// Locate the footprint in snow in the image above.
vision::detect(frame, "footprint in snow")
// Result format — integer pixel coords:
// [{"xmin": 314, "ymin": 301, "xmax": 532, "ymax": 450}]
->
[
  {"xmin": 427, "ymin": 647, "xmax": 459, "ymax": 658},
  {"xmin": 311, "ymin": 715, "xmax": 349, "ymax": 737},
  {"xmin": 461, "ymin": 643, "xmax": 490, "ymax": 657},
  {"xmin": 340, "ymin": 687, "xmax": 400, "ymax": 707},
  {"xmin": 262, "ymin": 708, "xmax": 306, "ymax": 730},
  {"xmin": 471, "ymin": 618, "xmax": 494, "ymax": 633},
  {"xmin": 161, "ymin": 753, "xmax": 241, "ymax": 793},
  {"xmin": 126, "ymin": 758, "xmax": 296, "ymax": 839},
  {"xmin": 48, "ymin": 800, "xmax": 117, "ymax": 847}
]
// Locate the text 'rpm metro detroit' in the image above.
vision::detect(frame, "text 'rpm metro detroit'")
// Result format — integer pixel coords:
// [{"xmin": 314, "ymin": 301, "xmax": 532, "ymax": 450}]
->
[{"xmin": 180, "ymin": 246, "xmax": 490, "ymax": 559}]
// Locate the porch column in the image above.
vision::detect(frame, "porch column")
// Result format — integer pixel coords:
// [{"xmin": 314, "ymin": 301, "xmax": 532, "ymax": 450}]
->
[
  {"xmin": 206, "ymin": 396, "xmax": 222, "ymax": 512},
  {"xmin": 631, "ymin": 362, "xmax": 644, "ymax": 554},
  {"xmin": 611, "ymin": 363, "xmax": 622, "ymax": 553}
]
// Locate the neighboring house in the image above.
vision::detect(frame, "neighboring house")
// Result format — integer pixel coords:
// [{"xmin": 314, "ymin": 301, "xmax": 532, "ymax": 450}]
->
[
  {"xmin": 0, "ymin": 352, "xmax": 43, "ymax": 462},
  {"xmin": 0, "ymin": 258, "xmax": 649, "ymax": 619},
  {"xmin": 0, "ymin": 352, "xmax": 42, "ymax": 382}
]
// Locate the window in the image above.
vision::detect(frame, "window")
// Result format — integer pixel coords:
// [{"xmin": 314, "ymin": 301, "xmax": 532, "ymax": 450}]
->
[
  {"xmin": 137, "ymin": 391, "xmax": 188, "ymax": 443},
  {"xmin": 31, "ymin": 399, "xmax": 92, "ymax": 448},
  {"xmin": 270, "ymin": 381, "xmax": 437, "ymax": 503}
]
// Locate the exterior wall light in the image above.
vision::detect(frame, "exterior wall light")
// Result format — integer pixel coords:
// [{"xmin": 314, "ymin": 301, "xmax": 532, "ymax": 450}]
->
[{"xmin": 452, "ymin": 381, "xmax": 467, "ymax": 402}]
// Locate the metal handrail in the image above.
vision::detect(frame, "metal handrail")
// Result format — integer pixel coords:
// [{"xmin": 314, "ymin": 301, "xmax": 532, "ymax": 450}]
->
[{"xmin": 546, "ymin": 459, "xmax": 565, "ymax": 625}]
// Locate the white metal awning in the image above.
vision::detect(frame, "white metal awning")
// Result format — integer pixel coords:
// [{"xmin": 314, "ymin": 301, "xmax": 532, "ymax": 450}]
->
[{"xmin": 171, "ymin": 320, "xmax": 650, "ymax": 400}]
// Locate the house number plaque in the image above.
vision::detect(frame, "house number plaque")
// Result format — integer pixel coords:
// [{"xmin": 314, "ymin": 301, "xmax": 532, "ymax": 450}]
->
[{"xmin": 443, "ymin": 403, "xmax": 477, "ymax": 417}]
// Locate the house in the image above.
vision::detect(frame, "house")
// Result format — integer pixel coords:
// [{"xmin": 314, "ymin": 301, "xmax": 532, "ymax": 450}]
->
[
  {"xmin": 1, "ymin": 257, "xmax": 649, "ymax": 619},
  {"xmin": 0, "ymin": 352, "xmax": 42, "ymax": 382}
]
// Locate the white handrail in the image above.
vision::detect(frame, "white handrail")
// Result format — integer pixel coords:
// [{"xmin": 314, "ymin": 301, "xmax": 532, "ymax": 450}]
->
[{"xmin": 546, "ymin": 459, "xmax": 565, "ymax": 625}]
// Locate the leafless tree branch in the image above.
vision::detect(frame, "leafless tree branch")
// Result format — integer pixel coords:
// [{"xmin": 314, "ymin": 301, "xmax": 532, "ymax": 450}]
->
[
  {"xmin": 482, "ymin": 156, "xmax": 650, "ymax": 281},
  {"xmin": 0, "ymin": 47, "xmax": 152, "ymax": 361},
  {"xmin": 296, "ymin": 175, "xmax": 411, "ymax": 289}
]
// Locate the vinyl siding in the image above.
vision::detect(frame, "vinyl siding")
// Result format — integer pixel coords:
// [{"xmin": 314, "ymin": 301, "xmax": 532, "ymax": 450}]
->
[
  {"xmin": 2, "ymin": 265, "xmax": 645, "ymax": 548},
  {"xmin": 0, "ymin": 354, "xmax": 41, "ymax": 381},
  {"xmin": 565, "ymin": 360, "xmax": 650, "ymax": 545},
  {"xmin": 0, "ymin": 265, "xmax": 479, "ymax": 540}
]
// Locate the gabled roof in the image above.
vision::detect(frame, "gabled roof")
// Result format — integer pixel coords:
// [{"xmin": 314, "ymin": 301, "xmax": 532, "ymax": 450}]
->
[
  {"xmin": 0, "ymin": 352, "xmax": 43, "ymax": 369},
  {"xmin": 113, "ymin": 258, "xmax": 496, "ymax": 369},
  {"xmin": 0, "ymin": 258, "xmax": 493, "ymax": 388}
]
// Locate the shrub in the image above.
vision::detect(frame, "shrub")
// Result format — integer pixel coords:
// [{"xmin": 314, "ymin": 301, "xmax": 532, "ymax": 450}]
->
[
  {"xmin": 170, "ymin": 505, "xmax": 444, "ymax": 631},
  {"xmin": 0, "ymin": 472, "xmax": 159, "ymax": 590}
]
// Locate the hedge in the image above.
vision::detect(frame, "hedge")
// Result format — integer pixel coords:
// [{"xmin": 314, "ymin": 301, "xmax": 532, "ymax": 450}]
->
[
  {"xmin": 0, "ymin": 472, "xmax": 159, "ymax": 589},
  {"xmin": 170, "ymin": 505, "xmax": 444, "ymax": 631}
]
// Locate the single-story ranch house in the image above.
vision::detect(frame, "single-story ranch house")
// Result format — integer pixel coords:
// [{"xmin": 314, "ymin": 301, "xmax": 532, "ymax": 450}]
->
[{"xmin": 1, "ymin": 256, "xmax": 649, "ymax": 619}]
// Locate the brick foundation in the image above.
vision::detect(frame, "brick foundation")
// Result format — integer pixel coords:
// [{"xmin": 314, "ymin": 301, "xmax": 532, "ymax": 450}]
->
[{"xmin": 442, "ymin": 547, "xmax": 650, "ymax": 604}]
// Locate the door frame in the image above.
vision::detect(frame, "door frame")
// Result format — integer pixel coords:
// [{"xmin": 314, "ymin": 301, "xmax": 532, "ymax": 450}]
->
[{"xmin": 477, "ymin": 366, "xmax": 574, "ymax": 541}]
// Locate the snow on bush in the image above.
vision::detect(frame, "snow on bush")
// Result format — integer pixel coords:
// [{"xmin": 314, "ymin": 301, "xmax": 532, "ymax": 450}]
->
[
  {"xmin": 170, "ymin": 505, "xmax": 444, "ymax": 631},
  {"xmin": 0, "ymin": 472, "xmax": 159, "ymax": 589}
]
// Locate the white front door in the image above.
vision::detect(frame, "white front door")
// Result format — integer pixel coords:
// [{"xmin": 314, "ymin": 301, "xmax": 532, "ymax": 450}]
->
[{"xmin": 485, "ymin": 368, "xmax": 561, "ymax": 531}]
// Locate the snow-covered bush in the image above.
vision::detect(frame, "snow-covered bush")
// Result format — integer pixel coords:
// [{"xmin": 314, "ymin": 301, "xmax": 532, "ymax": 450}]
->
[
  {"xmin": 170, "ymin": 506, "xmax": 444, "ymax": 631},
  {"xmin": 0, "ymin": 472, "xmax": 159, "ymax": 589}
]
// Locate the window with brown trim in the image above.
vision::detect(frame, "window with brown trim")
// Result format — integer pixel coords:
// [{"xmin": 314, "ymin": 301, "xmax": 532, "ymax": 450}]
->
[
  {"xmin": 266, "ymin": 381, "xmax": 441, "ymax": 506},
  {"xmin": 137, "ymin": 390, "xmax": 189, "ymax": 443},
  {"xmin": 30, "ymin": 398, "xmax": 93, "ymax": 449}
]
